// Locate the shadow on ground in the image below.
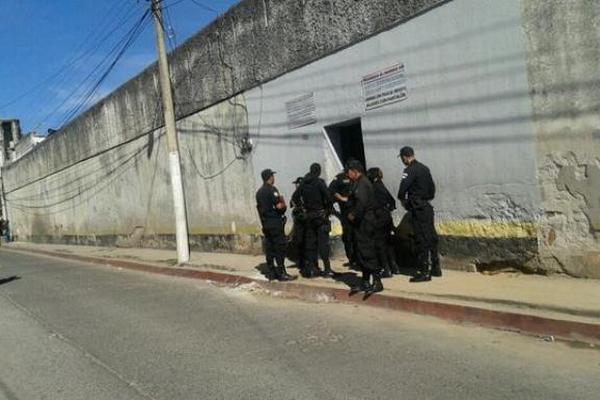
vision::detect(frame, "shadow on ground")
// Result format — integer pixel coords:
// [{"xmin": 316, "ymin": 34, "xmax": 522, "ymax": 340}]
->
[{"xmin": 0, "ymin": 276, "xmax": 21, "ymax": 286}]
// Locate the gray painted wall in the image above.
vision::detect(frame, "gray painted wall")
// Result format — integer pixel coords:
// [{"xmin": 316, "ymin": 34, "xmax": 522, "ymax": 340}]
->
[
  {"xmin": 247, "ymin": 0, "xmax": 539, "ymax": 233},
  {"xmin": 3, "ymin": 0, "xmax": 599, "ymax": 276}
]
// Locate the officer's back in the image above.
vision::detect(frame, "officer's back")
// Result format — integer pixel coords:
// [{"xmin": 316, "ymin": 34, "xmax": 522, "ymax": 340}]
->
[
  {"xmin": 398, "ymin": 160, "xmax": 435, "ymax": 204},
  {"xmin": 300, "ymin": 163, "xmax": 332, "ymax": 212}
]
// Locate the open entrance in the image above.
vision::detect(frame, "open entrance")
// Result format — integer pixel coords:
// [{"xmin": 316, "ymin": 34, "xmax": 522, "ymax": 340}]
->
[{"xmin": 324, "ymin": 118, "xmax": 366, "ymax": 169}]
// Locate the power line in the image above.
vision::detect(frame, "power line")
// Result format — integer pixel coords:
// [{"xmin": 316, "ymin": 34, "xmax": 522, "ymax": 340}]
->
[
  {"xmin": 0, "ymin": 0, "xmax": 136, "ymax": 114},
  {"xmin": 55, "ymin": 10, "xmax": 152, "ymax": 129},
  {"xmin": 4, "ymin": 0, "xmax": 250, "ymax": 202},
  {"xmin": 28, "ymin": 4, "xmax": 147, "ymax": 131},
  {"xmin": 188, "ymin": 0, "xmax": 218, "ymax": 14}
]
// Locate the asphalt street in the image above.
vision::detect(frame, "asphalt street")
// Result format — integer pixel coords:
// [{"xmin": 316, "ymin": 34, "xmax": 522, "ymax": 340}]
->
[{"xmin": 0, "ymin": 249, "xmax": 598, "ymax": 400}]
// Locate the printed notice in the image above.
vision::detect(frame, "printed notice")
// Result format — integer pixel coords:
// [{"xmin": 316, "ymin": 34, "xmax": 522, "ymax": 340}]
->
[
  {"xmin": 286, "ymin": 93, "xmax": 317, "ymax": 129},
  {"xmin": 362, "ymin": 63, "xmax": 408, "ymax": 111}
]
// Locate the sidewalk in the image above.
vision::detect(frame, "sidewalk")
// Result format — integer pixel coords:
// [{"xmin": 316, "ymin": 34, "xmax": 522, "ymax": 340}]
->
[{"xmin": 3, "ymin": 242, "xmax": 600, "ymax": 342}]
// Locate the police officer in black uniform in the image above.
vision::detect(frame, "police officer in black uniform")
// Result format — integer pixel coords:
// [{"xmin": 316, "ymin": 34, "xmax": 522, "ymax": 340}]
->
[
  {"xmin": 329, "ymin": 170, "xmax": 357, "ymax": 267},
  {"xmin": 290, "ymin": 177, "xmax": 306, "ymax": 273},
  {"xmin": 347, "ymin": 160, "xmax": 383, "ymax": 295},
  {"xmin": 367, "ymin": 167, "xmax": 399, "ymax": 277},
  {"xmin": 397, "ymin": 146, "xmax": 441, "ymax": 282},
  {"xmin": 256, "ymin": 169, "xmax": 297, "ymax": 281},
  {"xmin": 298, "ymin": 163, "xmax": 335, "ymax": 277}
]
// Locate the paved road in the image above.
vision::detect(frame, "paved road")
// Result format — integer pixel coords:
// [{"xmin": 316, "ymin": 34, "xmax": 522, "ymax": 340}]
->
[{"xmin": 0, "ymin": 250, "xmax": 598, "ymax": 400}]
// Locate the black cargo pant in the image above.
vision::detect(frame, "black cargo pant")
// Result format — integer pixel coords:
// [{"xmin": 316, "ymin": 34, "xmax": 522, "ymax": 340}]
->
[
  {"xmin": 409, "ymin": 201, "xmax": 439, "ymax": 275},
  {"xmin": 304, "ymin": 212, "xmax": 330, "ymax": 267},
  {"xmin": 340, "ymin": 214, "xmax": 357, "ymax": 264},
  {"xmin": 290, "ymin": 214, "xmax": 306, "ymax": 268},
  {"xmin": 354, "ymin": 211, "xmax": 380, "ymax": 279},
  {"xmin": 374, "ymin": 208, "xmax": 395, "ymax": 272},
  {"xmin": 262, "ymin": 217, "xmax": 287, "ymax": 268}
]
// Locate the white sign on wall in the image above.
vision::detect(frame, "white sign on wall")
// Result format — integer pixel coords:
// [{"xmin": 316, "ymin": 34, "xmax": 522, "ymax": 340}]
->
[
  {"xmin": 362, "ymin": 63, "xmax": 408, "ymax": 111},
  {"xmin": 286, "ymin": 92, "xmax": 317, "ymax": 129}
]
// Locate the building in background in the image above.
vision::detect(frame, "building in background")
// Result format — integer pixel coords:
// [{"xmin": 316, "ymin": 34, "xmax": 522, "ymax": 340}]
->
[
  {"xmin": 0, "ymin": 119, "xmax": 21, "ymax": 167},
  {"xmin": 0, "ymin": 119, "xmax": 21, "ymax": 222},
  {"xmin": 14, "ymin": 132, "xmax": 45, "ymax": 162}
]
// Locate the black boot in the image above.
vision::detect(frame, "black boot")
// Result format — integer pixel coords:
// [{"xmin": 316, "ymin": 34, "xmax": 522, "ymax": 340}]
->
[
  {"xmin": 350, "ymin": 275, "xmax": 372, "ymax": 296},
  {"xmin": 390, "ymin": 260, "xmax": 401, "ymax": 275},
  {"xmin": 276, "ymin": 266, "xmax": 297, "ymax": 281},
  {"xmin": 321, "ymin": 259, "xmax": 336, "ymax": 277},
  {"xmin": 430, "ymin": 259, "xmax": 442, "ymax": 277},
  {"xmin": 266, "ymin": 264, "xmax": 277, "ymax": 281},
  {"xmin": 409, "ymin": 269, "xmax": 431, "ymax": 283},
  {"xmin": 300, "ymin": 266, "xmax": 313, "ymax": 278},
  {"xmin": 365, "ymin": 272, "xmax": 384, "ymax": 295},
  {"xmin": 381, "ymin": 266, "xmax": 393, "ymax": 278},
  {"xmin": 312, "ymin": 263, "xmax": 323, "ymax": 278},
  {"xmin": 301, "ymin": 262, "xmax": 319, "ymax": 278}
]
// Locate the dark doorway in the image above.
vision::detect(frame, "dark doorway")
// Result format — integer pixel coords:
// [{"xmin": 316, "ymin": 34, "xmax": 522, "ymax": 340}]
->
[{"xmin": 324, "ymin": 118, "xmax": 366, "ymax": 169}]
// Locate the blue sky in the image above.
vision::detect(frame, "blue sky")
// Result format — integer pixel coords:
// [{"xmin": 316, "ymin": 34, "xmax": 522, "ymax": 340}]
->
[{"xmin": 0, "ymin": 0, "xmax": 239, "ymax": 134}]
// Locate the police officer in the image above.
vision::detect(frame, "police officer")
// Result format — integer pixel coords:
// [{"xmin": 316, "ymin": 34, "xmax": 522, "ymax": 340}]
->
[
  {"xmin": 329, "ymin": 170, "xmax": 357, "ymax": 267},
  {"xmin": 299, "ymin": 163, "xmax": 335, "ymax": 277},
  {"xmin": 0, "ymin": 219, "xmax": 5, "ymax": 246},
  {"xmin": 367, "ymin": 167, "xmax": 399, "ymax": 277},
  {"xmin": 290, "ymin": 177, "xmax": 306, "ymax": 273},
  {"xmin": 346, "ymin": 160, "xmax": 383, "ymax": 294},
  {"xmin": 256, "ymin": 169, "xmax": 297, "ymax": 281},
  {"xmin": 397, "ymin": 146, "xmax": 441, "ymax": 282}
]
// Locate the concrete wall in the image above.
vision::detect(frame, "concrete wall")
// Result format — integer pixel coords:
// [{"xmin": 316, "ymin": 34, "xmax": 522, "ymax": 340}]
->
[
  {"xmin": 521, "ymin": 0, "xmax": 600, "ymax": 278},
  {"xmin": 2, "ymin": 0, "xmax": 599, "ymax": 276},
  {"xmin": 247, "ymin": 0, "xmax": 540, "ymax": 268},
  {"xmin": 2, "ymin": 0, "xmax": 448, "ymax": 253}
]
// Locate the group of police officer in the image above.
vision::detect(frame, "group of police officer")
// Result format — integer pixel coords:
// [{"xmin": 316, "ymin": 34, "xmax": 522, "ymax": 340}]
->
[{"xmin": 255, "ymin": 146, "xmax": 441, "ymax": 295}]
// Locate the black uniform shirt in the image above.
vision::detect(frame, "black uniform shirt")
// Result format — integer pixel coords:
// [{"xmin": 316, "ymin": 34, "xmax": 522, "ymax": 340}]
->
[
  {"xmin": 300, "ymin": 174, "xmax": 332, "ymax": 212},
  {"xmin": 256, "ymin": 184, "xmax": 283, "ymax": 221},
  {"xmin": 397, "ymin": 160, "xmax": 435, "ymax": 205},
  {"xmin": 373, "ymin": 180, "xmax": 396, "ymax": 212},
  {"xmin": 328, "ymin": 173, "xmax": 354, "ymax": 212},
  {"xmin": 290, "ymin": 187, "xmax": 303, "ymax": 209},
  {"xmin": 351, "ymin": 175, "xmax": 377, "ymax": 223}
]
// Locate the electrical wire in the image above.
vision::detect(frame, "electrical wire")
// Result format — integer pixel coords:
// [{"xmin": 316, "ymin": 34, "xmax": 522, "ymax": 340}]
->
[
  {"xmin": 188, "ymin": 0, "xmax": 218, "ymax": 14},
  {"xmin": 54, "ymin": 10, "xmax": 152, "ymax": 129},
  {"xmin": 1, "ymin": 1, "xmax": 143, "ymax": 133},
  {"xmin": 4, "ymin": 0, "xmax": 249, "ymax": 209}
]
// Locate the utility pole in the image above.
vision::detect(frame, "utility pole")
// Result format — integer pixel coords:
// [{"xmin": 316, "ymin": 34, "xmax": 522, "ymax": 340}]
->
[{"xmin": 150, "ymin": 0, "xmax": 190, "ymax": 264}]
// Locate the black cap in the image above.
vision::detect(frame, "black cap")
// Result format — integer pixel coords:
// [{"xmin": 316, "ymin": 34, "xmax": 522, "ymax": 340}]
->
[
  {"xmin": 309, "ymin": 162, "xmax": 321, "ymax": 176},
  {"xmin": 398, "ymin": 146, "xmax": 414, "ymax": 158},
  {"xmin": 346, "ymin": 159, "xmax": 365, "ymax": 173},
  {"xmin": 292, "ymin": 176, "xmax": 304, "ymax": 184},
  {"xmin": 367, "ymin": 167, "xmax": 380, "ymax": 181},
  {"xmin": 261, "ymin": 169, "xmax": 276, "ymax": 181}
]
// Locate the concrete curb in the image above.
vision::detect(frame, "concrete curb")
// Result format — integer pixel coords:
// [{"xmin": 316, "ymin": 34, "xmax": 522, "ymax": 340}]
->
[{"xmin": 4, "ymin": 246, "xmax": 600, "ymax": 344}]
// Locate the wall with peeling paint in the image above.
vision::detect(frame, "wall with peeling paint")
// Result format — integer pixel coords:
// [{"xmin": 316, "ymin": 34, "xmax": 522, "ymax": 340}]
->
[{"xmin": 521, "ymin": 0, "xmax": 600, "ymax": 278}]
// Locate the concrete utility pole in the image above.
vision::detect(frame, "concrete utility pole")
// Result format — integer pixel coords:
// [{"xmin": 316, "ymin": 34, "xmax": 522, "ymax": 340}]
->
[{"xmin": 150, "ymin": 0, "xmax": 190, "ymax": 264}]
